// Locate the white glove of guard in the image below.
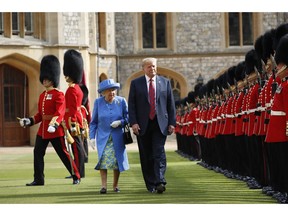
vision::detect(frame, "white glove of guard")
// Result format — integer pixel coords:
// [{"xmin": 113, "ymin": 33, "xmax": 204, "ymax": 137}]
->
[
  {"xmin": 47, "ymin": 125, "xmax": 56, "ymax": 133},
  {"xmin": 110, "ymin": 120, "xmax": 121, "ymax": 128},
  {"xmin": 19, "ymin": 118, "xmax": 31, "ymax": 127},
  {"xmin": 71, "ymin": 127, "xmax": 77, "ymax": 132},
  {"xmin": 89, "ymin": 139, "xmax": 96, "ymax": 150}
]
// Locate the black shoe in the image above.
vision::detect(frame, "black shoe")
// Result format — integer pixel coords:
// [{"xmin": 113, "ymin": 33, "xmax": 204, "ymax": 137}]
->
[
  {"xmin": 73, "ymin": 179, "xmax": 80, "ymax": 185},
  {"xmin": 65, "ymin": 176, "xmax": 72, "ymax": 179},
  {"xmin": 114, "ymin": 187, "xmax": 120, "ymax": 193},
  {"xmin": 26, "ymin": 181, "xmax": 44, "ymax": 186},
  {"xmin": 156, "ymin": 184, "xmax": 166, "ymax": 194},
  {"xmin": 100, "ymin": 187, "xmax": 107, "ymax": 194}
]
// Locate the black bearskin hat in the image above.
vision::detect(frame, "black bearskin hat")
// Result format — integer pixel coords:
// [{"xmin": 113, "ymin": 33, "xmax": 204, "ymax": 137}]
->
[
  {"xmin": 262, "ymin": 29, "xmax": 275, "ymax": 63},
  {"xmin": 206, "ymin": 79, "xmax": 215, "ymax": 96},
  {"xmin": 39, "ymin": 55, "xmax": 60, "ymax": 88},
  {"xmin": 254, "ymin": 35, "xmax": 263, "ymax": 68},
  {"xmin": 235, "ymin": 61, "xmax": 245, "ymax": 81},
  {"xmin": 245, "ymin": 49, "xmax": 258, "ymax": 75},
  {"xmin": 275, "ymin": 34, "xmax": 288, "ymax": 66},
  {"xmin": 63, "ymin": 49, "xmax": 84, "ymax": 84},
  {"xmin": 187, "ymin": 91, "xmax": 196, "ymax": 104},
  {"xmin": 226, "ymin": 66, "xmax": 236, "ymax": 86},
  {"xmin": 79, "ymin": 84, "xmax": 89, "ymax": 106},
  {"xmin": 273, "ymin": 23, "xmax": 288, "ymax": 51}
]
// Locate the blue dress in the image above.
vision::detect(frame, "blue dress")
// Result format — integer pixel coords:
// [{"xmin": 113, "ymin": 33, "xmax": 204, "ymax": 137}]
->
[{"xmin": 89, "ymin": 96, "xmax": 129, "ymax": 172}]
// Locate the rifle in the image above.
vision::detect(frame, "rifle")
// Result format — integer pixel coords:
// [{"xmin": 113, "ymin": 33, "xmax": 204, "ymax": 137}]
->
[
  {"xmin": 261, "ymin": 59, "xmax": 269, "ymax": 81},
  {"xmin": 270, "ymin": 54, "xmax": 278, "ymax": 95},
  {"xmin": 254, "ymin": 66, "xmax": 262, "ymax": 94},
  {"xmin": 234, "ymin": 78, "xmax": 239, "ymax": 95}
]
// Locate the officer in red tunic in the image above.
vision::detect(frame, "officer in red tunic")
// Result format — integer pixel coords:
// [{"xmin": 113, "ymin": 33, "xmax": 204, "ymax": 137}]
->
[
  {"xmin": 19, "ymin": 55, "xmax": 81, "ymax": 186},
  {"xmin": 63, "ymin": 49, "xmax": 85, "ymax": 178}
]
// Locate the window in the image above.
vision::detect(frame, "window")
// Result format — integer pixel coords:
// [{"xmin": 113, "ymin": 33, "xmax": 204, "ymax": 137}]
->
[
  {"xmin": 0, "ymin": 12, "xmax": 44, "ymax": 39},
  {"xmin": 96, "ymin": 12, "xmax": 107, "ymax": 49},
  {"xmin": 227, "ymin": 12, "xmax": 254, "ymax": 47},
  {"xmin": 140, "ymin": 12, "xmax": 171, "ymax": 49},
  {"xmin": 0, "ymin": 13, "xmax": 3, "ymax": 34}
]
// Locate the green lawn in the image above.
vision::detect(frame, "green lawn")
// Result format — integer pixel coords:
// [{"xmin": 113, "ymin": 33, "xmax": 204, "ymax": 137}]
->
[{"xmin": 0, "ymin": 147, "xmax": 277, "ymax": 204}]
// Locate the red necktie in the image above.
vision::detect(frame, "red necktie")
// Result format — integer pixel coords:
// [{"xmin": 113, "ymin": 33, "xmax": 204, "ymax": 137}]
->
[{"xmin": 149, "ymin": 78, "xmax": 156, "ymax": 120}]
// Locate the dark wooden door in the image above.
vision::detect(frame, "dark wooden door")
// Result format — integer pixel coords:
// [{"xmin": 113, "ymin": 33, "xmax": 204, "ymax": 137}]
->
[{"xmin": 0, "ymin": 64, "xmax": 29, "ymax": 146}]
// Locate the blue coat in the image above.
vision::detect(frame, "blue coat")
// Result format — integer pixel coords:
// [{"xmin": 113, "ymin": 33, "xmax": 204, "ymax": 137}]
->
[{"xmin": 89, "ymin": 96, "xmax": 129, "ymax": 172}]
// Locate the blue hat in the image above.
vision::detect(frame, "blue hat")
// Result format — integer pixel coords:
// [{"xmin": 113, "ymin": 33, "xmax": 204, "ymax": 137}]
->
[{"xmin": 98, "ymin": 79, "xmax": 120, "ymax": 93}]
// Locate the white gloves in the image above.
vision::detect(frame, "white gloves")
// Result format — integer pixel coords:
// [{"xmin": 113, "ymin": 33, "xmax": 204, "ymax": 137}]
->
[
  {"xmin": 89, "ymin": 139, "xmax": 96, "ymax": 150},
  {"xmin": 47, "ymin": 125, "xmax": 56, "ymax": 133},
  {"xmin": 19, "ymin": 118, "xmax": 31, "ymax": 127},
  {"xmin": 110, "ymin": 120, "xmax": 121, "ymax": 128},
  {"xmin": 70, "ymin": 126, "xmax": 77, "ymax": 133}
]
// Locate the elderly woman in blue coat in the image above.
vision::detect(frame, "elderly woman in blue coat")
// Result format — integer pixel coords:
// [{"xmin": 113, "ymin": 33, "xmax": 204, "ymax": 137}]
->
[{"xmin": 89, "ymin": 79, "xmax": 130, "ymax": 194}]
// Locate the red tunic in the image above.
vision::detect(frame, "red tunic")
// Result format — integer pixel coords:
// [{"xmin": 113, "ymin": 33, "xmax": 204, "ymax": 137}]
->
[
  {"xmin": 33, "ymin": 88, "xmax": 65, "ymax": 139},
  {"xmin": 222, "ymin": 95, "xmax": 234, "ymax": 135},
  {"xmin": 186, "ymin": 108, "xmax": 197, "ymax": 136},
  {"xmin": 234, "ymin": 91, "xmax": 244, "ymax": 136},
  {"xmin": 265, "ymin": 80, "xmax": 288, "ymax": 142},
  {"xmin": 247, "ymin": 83, "xmax": 259, "ymax": 136},
  {"xmin": 64, "ymin": 84, "xmax": 84, "ymax": 130}
]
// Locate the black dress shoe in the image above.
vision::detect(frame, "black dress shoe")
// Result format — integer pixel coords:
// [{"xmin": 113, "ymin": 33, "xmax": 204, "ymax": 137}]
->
[
  {"xmin": 156, "ymin": 184, "xmax": 166, "ymax": 194},
  {"xmin": 65, "ymin": 175, "xmax": 72, "ymax": 179},
  {"xmin": 26, "ymin": 181, "xmax": 44, "ymax": 186},
  {"xmin": 100, "ymin": 187, "xmax": 107, "ymax": 194},
  {"xmin": 73, "ymin": 179, "xmax": 80, "ymax": 185}
]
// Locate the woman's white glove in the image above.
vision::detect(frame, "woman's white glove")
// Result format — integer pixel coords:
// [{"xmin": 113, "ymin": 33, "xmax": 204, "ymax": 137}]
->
[
  {"xmin": 89, "ymin": 139, "xmax": 96, "ymax": 150},
  {"xmin": 47, "ymin": 125, "xmax": 56, "ymax": 133},
  {"xmin": 110, "ymin": 120, "xmax": 121, "ymax": 128},
  {"xmin": 19, "ymin": 118, "xmax": 31, "ymax": 127}
]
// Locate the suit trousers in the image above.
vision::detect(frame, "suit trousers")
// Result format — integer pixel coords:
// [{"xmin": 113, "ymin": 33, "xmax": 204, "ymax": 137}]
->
[{"xmin": 136, "ymin": 117, "xmax": 167, "ymax": 191}]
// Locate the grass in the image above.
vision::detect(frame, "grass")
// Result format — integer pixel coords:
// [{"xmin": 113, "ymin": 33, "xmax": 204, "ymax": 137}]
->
[{"xmin": 0, "ymin": 147, "xmax": 277, "ymax": 205}]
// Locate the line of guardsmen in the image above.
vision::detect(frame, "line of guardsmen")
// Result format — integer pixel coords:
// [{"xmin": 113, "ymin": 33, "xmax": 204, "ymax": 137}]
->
[{"xmin": 175, "ymin": 22, "xmax": 288, "ymax": 204}]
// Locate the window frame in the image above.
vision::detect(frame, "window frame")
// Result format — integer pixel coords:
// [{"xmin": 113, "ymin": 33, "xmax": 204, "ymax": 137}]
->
[
  {"xmin": 138, "ymin": 12, "xmax": 172, "ymax": 51},
  {"xmin": 0, "ymin": 12, "xmax": 45, "ymax": 40},
  {"xmin": 225, "ymin": 12, "xmax": 260, "ymax": 48}
]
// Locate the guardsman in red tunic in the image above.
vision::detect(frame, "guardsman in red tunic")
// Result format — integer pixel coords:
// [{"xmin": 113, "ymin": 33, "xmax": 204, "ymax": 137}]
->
[
  {"xmin": 265, "ymin": 34, "xmax": 288, "ymax": 203},
  {"xmin": 19, "ymin": 55, "xmax": 81, "ymax": 186},
  {"xmin": 79, "ymin": 84, "xmax": 91, "ymax": 163},
  {"xmin": 186, "ymin": 91, "xmax": 199, "ymax": 160},
  {"xmin": 63, "ymin": 49, "xmax": 85, "ymax": 179}
]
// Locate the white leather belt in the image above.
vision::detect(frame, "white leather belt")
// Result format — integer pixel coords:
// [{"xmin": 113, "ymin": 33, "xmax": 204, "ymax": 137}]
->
[
  {"xmin": 226, "ymin": 114, "xmax": 234, "ymax": 118},
  {"xmin": 247, "ymin": 108, "xmax": 257, "ymax": 114},
  {"xmin": 270, "ymin": 110, "xmax": 286, "ymax": 116}
]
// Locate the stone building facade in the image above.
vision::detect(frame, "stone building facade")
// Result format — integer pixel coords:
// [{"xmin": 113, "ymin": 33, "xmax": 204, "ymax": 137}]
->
[{"xmin": 0, "ymin": 12, "xmax": 287, "ymax": 146}]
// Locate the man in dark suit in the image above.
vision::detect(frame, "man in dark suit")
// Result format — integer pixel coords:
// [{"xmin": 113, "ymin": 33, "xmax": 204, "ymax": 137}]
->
[{"xmin": 128, "ymin": 57, "xmax": 176, "ymax": 193}]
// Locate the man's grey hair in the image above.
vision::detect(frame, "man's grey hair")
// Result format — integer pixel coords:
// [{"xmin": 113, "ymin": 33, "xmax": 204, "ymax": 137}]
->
[{"xmin": 142, "ymin": 57, "xmax": 157, "ymax": 68}]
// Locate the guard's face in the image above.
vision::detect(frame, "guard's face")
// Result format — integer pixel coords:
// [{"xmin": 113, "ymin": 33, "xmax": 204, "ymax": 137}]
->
[
  {"xmin": 143, "ymin": 61, "xmax": 157, "ymax": 78},
  {"xmin": 43, "ymin": 79, "xmax": 53, "ymax": 88}
]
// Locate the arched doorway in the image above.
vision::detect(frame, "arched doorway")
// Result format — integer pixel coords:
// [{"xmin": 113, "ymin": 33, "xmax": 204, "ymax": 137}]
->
[{"xmin": 0, "ymin": 64, "xmax": 29, "ymax": 146}]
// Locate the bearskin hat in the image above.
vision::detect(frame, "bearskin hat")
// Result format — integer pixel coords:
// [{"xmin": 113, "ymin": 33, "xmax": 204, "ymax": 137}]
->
[
  {"xmin": 245, "ymin": 49, "xmax": 258, "ymax": 75},
  {"xmin": 226, "ymin": 66, "xmax": 236, "ymax": 86},
  {"xmin": 213, "ymin": 76, "xmax": 222, "ymax": 95},
  {"xmin": 254, "ymin": 35, "xmax": 263, "ymax": 68},
  {"xmin": 39, "ymin": 55, "xmax": 60, "ymax": 88},
  {"xmin": 187, "ymin": 91, "xmax": 196, "ymax": 104},
  {"xmin": 273, "ymin": 23, "xmax": 288, "ymax": 51},
  {"xmin": 275, "ymin": 34, "xmax": 288, "ymax": 66},
  {"xmin": 79, "ymin": 84, "xmax": 89, "ymax": 106},
  {"xmin": 206, "ymin": 79, "xmax": 215, "ymax": 96},
  {"xmin": 194, "ymin": 83, "xmax": 203, "ymax": 98},
  {"xmin": 63, "ymin": 49, "xmax": 84, "ymax": 84},
  {"xmin": 262, "ymin": 29, "xmax": 276, "ymax": 63},
  {"xmin": 235, "ymin": 61, "xmax": 245, "ymax": 81}
]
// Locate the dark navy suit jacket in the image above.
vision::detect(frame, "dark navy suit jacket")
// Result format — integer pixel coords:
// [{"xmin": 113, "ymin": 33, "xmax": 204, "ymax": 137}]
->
[{"xmin": 128, "ymin": 75, "xmax": 176, "ymax": 136}]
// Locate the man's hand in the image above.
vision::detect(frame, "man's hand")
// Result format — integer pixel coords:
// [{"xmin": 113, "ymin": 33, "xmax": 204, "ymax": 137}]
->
[
  {"xmin": 168, "ymin": 125, "xmax": 175, "ymax": 135},
  {"xmin": 19, "ymin": 118, "xmax": 31, "ymax": 127},
  {"xmin": 110, "ymin": 120, "xmax": 121, "ymax": 128},
  {"xmin": 132, "ymin": 124, "xmax": 140, "ymax": 135},
  {"xmin": 89, "ymin": 139, "xmax": 96, "ymax": 150}
]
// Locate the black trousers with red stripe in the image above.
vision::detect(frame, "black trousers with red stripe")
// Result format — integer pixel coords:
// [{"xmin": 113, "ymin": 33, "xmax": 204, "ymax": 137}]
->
[{"xmin": 33, "ymin": 135, "xmax": 80, "ymax": 184}]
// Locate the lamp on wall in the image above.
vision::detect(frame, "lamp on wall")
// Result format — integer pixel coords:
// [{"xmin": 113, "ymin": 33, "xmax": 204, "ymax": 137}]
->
[{"xmin": 196, "ymin": 73, "xmax": 204, "ymax": 84}]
